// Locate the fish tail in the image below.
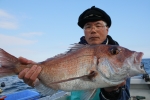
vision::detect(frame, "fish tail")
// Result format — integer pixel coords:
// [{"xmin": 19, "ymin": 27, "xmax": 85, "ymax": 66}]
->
[
  {"xmin": 0, "ymin": 48, "xmax": 19, "ymax": 68},
  {"xmin": 0, "ymin": 48, "xmax": 19, "ymax": 77}
]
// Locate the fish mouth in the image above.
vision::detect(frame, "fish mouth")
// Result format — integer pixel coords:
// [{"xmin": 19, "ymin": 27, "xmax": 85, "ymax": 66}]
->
[
  {"xmin": 134, "ymin": 52, "xmax": 143, "ymax": 63},
  {"xmin": 134, "ymin": 52, "xmax": 146, "ymax": 73}
]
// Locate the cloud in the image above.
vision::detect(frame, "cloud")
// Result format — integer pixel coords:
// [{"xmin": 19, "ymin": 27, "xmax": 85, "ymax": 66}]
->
[
  {"xmin": 20, "ymin": 32, "xmax": 43, "ymax": 37},
  {"xmin": 0, "ymin": 9, "xmax": 14, "ymax": 19},
  {"xmin": 0, "ymin": 34, "xmax": 36, "ymax": 46},
  {"xmin": 0, "ymin": 21, "xmax": 18, "ymax": 29},
  {"xmin": 0, "ymin": 9, "xmax": 18, "ymax": 29}
]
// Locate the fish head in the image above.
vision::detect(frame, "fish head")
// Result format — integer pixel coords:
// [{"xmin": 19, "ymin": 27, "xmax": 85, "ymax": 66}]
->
[{"xmin": 96, "ymin": 45, "xmax": 145, "ymax": 81}]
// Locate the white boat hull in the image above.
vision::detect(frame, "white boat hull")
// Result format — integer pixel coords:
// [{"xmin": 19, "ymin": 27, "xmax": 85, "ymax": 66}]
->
[{"xmin": 130, "ymin": 76, "xmax": 150, "ymax": 100}]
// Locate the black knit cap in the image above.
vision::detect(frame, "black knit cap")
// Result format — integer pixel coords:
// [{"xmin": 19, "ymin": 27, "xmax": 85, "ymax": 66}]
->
[{"xmin": 78, "ymin": 6, "xmax": 111, "ymax": 28}]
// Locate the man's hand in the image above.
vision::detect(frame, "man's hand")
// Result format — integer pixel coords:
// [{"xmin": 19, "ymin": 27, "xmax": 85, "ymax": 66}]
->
[
  {"xmin": 104, "ymin": 81, "xmax": 126, "ymax": 92},
  {"xmin": 18, "ymin": 57, "xmax": 42, "ymax": 87}
]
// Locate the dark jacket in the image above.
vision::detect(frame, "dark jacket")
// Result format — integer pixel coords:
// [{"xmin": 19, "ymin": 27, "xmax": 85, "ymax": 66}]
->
[{"xmin": 78, "ymin": 35, "xmax": 130, "ymax": 100}]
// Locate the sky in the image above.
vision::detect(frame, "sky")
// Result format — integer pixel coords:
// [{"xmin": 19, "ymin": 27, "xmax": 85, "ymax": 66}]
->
[{"xmin": 0, "ymin": 1, "xmax": 150, "ymax": 62}]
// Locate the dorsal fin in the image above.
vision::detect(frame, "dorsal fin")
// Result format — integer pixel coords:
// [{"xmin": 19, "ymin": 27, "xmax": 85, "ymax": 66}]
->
[
  {"xmin": 44, "ymin": 43, "xmax": 89, "ymax": 62},
  {"xmin": 67, "ymin": 43, "xmax": 88, "ymax": 53}
]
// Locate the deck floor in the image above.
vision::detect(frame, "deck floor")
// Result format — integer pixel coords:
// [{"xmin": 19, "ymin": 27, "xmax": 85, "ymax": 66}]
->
[{"xmin": 130, "ymin": 84, "xmax": 150, "ymax": 100}]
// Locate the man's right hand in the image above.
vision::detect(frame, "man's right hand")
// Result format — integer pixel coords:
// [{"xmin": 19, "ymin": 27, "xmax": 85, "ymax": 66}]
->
[{"xmin": 18, "ymin": 57, "xmax": 42, "ymax": 87}]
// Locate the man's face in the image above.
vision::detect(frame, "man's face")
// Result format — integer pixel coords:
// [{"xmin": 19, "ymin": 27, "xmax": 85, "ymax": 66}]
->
[{"xmin": 83, "ymin": 20, "xmax": 108, "ymax": 45}]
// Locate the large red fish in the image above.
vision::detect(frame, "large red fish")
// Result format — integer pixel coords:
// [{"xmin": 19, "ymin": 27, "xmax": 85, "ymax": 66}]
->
[{"xmin": 0, "ymin": 44, "xmax": 146, "ymax": 99}]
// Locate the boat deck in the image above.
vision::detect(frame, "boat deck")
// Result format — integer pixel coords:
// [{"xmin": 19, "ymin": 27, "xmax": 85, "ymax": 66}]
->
[{"xmin": 130, "ymin": 76, "xmax": 150, "ymax": 100}]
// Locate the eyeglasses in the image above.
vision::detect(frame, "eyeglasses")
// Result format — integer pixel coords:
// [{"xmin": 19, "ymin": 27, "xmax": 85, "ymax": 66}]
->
[{"xmin": 84, "ymin": 25, "xmax": 106, "ymax": 32}]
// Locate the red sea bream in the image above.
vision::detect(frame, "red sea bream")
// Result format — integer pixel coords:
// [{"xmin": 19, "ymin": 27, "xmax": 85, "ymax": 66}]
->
[{"xmin": 0, "ymin": 44, "xmax": 146, "ymax": 99}]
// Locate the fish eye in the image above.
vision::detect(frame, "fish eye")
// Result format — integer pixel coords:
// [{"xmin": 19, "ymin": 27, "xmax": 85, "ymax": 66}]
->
[{"xmin": 110, "ymin": 47, "xmax": 120, "ymax": 55}]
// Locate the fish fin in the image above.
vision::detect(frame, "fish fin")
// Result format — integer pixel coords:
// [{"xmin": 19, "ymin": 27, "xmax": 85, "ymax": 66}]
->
[
  {"xmin": 34, "ymin": 80, "xmax": 58, "ymax": 96},
  {"xmin": 80, "ymin": 89, "xmax": 97, "ymax": 100},
  {"xmin": 0, "ymin": 48, "xmax": 18, "ymax": 68},
  {"xmin": 67, "ymin": 43, "xmax": 87, "ymax": 53},
  {"xmin": 44, "ymin": 43, "xmax": 87, "ymax": 62}
]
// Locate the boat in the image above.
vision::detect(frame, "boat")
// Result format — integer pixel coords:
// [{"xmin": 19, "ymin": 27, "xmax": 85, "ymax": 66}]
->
[{"xmin": 130, "ymin": 75, "xmax": 150, "ymax": 100}]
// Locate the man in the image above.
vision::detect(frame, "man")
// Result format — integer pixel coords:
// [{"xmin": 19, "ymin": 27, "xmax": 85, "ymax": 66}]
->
[{"xmin": 18, "ymin": 6, "xmax": 130, "ymax": 100}]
